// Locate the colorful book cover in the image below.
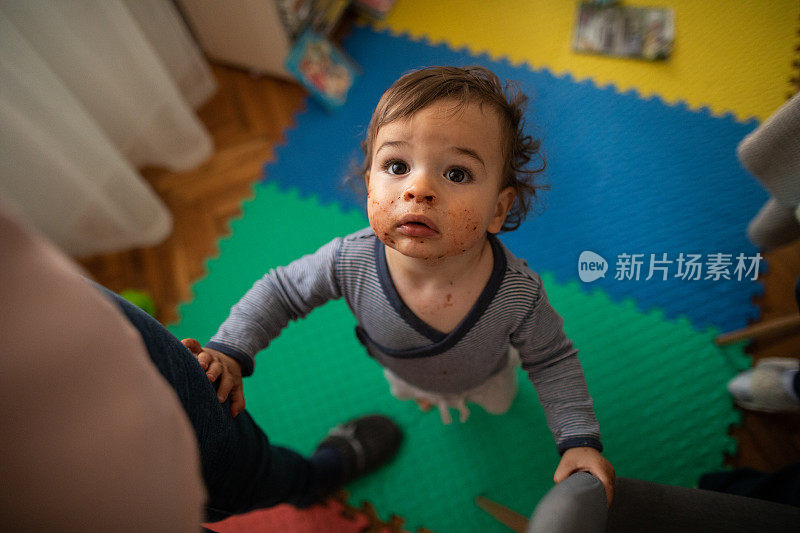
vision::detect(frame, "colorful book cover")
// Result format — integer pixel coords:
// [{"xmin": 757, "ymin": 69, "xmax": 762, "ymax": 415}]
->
[{"xmin": 285, "ymin": 30, "xmax": 360, "ymax": 111}]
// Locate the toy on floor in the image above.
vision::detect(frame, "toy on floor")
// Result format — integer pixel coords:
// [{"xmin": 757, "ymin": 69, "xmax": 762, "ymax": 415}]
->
[{"xmin": 119, "ymin": 289, "xmax": 156, "ymax": 317}]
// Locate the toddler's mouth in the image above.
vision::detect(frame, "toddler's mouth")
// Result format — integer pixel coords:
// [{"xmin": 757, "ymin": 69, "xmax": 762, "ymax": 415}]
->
[
  {"xmin": 398, "ymin": 215, "xmax": 439, "ymax": 233},
  {"xmin": 397, "ymin": 215, "xmax": 439, "ymax": 237},
  {"xmin": 397, "ymin": 215, "xmax": 439, "ymax": 238},
  {"xmin": 398, "ymin": 223, "xmax": 438, "ymax": 238}
]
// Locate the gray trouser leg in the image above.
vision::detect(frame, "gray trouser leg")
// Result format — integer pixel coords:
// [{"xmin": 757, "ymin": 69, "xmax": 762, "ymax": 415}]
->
[
  {"xmin": 527, "ymin": 472, "xmax": 607, "ymax": 533},
  {"xmin": 607, "ymin": 477, "xmax": 800, "ymax": 533},
  {"xmin": 527, "ymin": 473, "xmax": 800, "ymax": 533}
]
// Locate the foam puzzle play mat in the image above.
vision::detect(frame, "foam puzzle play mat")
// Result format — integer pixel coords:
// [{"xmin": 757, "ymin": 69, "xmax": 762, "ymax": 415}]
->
[{"xmin": 174, "ymin": 1, "xmax": 799, "ymax": 531}]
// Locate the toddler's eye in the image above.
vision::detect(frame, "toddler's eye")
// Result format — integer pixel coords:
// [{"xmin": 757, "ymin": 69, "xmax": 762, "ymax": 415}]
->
[
  {"xmin": 385, "ymin": 161, "xmax": 409, "ymax": 175},
  {"xmin": 445, "ymin": 168, "xmax": 470, "ymax": 183}
]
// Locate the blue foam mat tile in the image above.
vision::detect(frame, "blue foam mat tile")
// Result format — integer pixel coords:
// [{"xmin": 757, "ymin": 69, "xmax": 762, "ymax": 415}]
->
[{"xmin": 263, "ymin": 25, "xmax": 767, "ymax": 333}]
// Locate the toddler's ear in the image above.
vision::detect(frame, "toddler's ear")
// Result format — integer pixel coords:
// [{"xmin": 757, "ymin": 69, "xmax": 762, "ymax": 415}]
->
[{"xmin": 488, "ymin": 187, "xmax": 515, "ymax": 233}]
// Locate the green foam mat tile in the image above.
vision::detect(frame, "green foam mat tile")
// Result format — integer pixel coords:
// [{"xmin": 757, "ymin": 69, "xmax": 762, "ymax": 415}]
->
[{"xmin": 172, "ymin": 183, "xmax": 748, "ymax": 532}]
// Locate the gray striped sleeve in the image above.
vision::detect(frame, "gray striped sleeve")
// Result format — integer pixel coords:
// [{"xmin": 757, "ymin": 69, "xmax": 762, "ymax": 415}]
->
[
  {"xmin": 511, "ymin": 281, "xmax": 602, "ymax": 453},
  {"xmin": 206, "ymin": 237, "xmax": 343, "ymax": 376}
]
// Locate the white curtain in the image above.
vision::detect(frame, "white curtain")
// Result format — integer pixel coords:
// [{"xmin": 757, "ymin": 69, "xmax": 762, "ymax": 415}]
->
[{"xmin": 0, "ymin": 0, "xmax": 217, "ymax": 257}]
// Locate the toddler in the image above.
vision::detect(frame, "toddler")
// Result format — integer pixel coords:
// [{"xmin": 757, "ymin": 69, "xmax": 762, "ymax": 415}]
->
[{"xmin": 193, "ymin": 66, "xmax": 615, "ymax": 501}]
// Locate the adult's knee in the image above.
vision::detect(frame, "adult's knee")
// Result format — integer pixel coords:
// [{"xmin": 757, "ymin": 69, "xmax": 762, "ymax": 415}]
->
[{"xmin": 527, "ymin": 472, "xmax": 607, "ymax": 533}]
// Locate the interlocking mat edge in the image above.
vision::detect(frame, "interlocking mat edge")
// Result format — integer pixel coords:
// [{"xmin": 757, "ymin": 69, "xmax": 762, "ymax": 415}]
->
[{"xmin": 172, "ymin": 183, "xmax": 748, "ymax": 533}]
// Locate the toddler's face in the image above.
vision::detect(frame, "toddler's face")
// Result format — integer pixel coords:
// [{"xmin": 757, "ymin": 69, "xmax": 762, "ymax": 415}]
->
[{"xmin": 366, "ymin": 99, "xmax": 514, "ymax": 262}]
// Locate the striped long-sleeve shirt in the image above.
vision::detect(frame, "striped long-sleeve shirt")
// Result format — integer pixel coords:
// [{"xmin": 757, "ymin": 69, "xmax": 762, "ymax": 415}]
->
[{"xmin": 208, "ymin": 227, "xmax": 601, "ymax": 453}]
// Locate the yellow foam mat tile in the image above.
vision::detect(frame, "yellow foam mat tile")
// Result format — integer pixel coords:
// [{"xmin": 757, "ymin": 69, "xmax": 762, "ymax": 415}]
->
[{"xmin": 378, "ymin": 0, "xmax": 798, "ymax": 122}]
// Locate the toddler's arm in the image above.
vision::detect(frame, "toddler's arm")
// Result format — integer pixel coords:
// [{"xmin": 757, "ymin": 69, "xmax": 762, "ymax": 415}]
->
[
  {"xmin": 205, "ymin": 237, "xmax": 344, "ymax": 376},
  {"xmin": 512, "ymin": 278, "xmax": 615, "ymax": 501},
  {"xmin": 511, "ymin": 280, "xmax": 602, "ymax": 453}
]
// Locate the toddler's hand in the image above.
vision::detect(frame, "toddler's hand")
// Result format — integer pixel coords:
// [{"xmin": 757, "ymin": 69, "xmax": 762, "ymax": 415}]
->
[
  {"xmin": 181, "ymin": 338, "xmax": 245, "ymax": 418},
  {"xmin": 554, "ymin": 447, "xmax": 615, "ymax": 505}
]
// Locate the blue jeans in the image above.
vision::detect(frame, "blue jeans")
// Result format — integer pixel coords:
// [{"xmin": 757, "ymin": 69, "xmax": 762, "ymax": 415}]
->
[{"xmin": 98, "ymin": 285, "xmax": 341, "ymax": 522}]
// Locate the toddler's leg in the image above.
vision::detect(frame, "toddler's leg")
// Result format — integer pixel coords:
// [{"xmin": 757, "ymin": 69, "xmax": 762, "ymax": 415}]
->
[
  {"xmin": 467, "ymin": 348, "xmax": 520, "ymax": 415},
  {"xmin": 383, "ymin": 369, "xmax": 462, "ymax": 423},
  {"xmin": 527, "ymin": 472, "xmax": 608, "ymax": 533},
  {"xmin": 384, "ymin": 351, "xmax": 520, "ymax": 423},
  {"xmin": 383, "ymin": 368, "xmax": 419, "ymax": 401}
]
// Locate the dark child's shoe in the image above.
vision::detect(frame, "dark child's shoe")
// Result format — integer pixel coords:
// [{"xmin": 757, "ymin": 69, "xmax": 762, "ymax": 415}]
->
[{"xmin": 315, "ymin": 414, "xmax": 402, "ymax": 484}]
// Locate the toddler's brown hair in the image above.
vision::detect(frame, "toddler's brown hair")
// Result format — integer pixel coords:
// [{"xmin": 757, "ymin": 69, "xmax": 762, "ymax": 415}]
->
[{"xmin": 359, "ymin": 65, "xmax": 546, "ymax": 232}]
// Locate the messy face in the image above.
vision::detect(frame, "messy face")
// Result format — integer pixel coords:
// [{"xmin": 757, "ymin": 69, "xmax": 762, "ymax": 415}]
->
[{"xmin": 366, "ymin": 100, "xmax": 514, "ymax": 262}]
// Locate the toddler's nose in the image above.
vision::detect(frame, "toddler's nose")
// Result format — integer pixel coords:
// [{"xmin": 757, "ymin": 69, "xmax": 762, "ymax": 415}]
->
[
  {"xmin": 403, "ymin": 190, "xmax": 436, "ymax": 203},
  {"xmin": 403, "ymin": 174, "xmax": 437, "ymax": 203}
]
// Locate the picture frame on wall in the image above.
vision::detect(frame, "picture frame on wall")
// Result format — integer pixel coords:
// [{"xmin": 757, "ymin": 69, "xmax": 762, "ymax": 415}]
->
[{"xmin": 572, "ymin": 3, "xmax": 675, "ymax": 61}]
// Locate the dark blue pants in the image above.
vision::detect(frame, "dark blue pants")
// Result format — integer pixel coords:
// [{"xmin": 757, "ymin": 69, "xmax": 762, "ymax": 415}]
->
[{"xmin": 99, "ymin": 286, "xmax": 340, "ymax": 522}]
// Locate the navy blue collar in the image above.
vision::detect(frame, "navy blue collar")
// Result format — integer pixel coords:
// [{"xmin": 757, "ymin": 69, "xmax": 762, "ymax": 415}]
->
[{"xmin": 373, "ymin": 234, "xmax": 507, "ymax": 356}]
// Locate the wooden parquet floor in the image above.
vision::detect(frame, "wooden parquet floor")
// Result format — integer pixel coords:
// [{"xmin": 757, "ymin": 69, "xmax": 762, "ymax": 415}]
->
[
  {"xmin": 80, "ymin": 63, "xmax": 800, "ymax": 484},
  {"xmin": 80, "ymin": 65, "xmax": 306, "ymax": 326}
]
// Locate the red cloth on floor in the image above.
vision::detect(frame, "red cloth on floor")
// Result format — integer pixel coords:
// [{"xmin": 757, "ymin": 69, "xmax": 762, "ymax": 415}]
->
[{"xmin": 203, "ymin": 498, "xmax": 391, "ymax": 533}]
